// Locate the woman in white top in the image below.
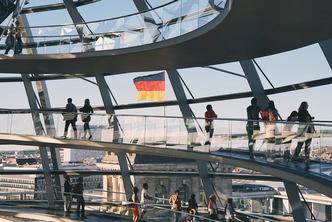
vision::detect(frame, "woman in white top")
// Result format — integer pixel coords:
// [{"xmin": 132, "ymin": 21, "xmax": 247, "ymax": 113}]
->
[{"xmin": 140, "ymin": 183, "xmax": 153, "ymax": 219}]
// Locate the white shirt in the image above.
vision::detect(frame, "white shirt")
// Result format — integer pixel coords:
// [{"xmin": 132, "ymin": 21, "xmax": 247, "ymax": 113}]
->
[{"xmin": 140, "ymin": 188, "xmax": 149, "ymax": 204}]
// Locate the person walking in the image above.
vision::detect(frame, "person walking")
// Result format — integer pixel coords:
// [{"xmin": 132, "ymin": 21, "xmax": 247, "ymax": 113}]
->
[
  {"xmin": 140, "ymin": 183, "xmax": 153, "ymax": 220},
  {"xmin": 169, "ymin": 190, "xmax": 182, "ymax": 222},
  {"xmin": 73, "ymin": 177, "xmax": 85, "ymax": 218},
  {"xmin": 14, "ymin": 20, "xmax": 23, "ymax": 54},
  {"xmin": 293, "ymin": 102, "xmax": 314, "ymax": 163},
  {"xmin": 64, "ymin": 175, "xmax": 72, "ymax": 213},
  {"xmin": 4, "ymin": 29, "xmax": 15, "ymax": 55},
  {"xmin": 265, "ymin": 101, "xmax": 278, "ymax": 161},
  {"xmin": 282, "ymin": 111, "xmax": 298, "ymax": 161},
  {"xmin": 208, "ymin": 194, "xmax": 218, "ymax": 219},
  {"xmin": 204, "ymin": 104, "xmax": 218, "ymax": 145},
  {"xmin": 246, "ymin": 98, "xmax": 261, "ymax": 159},
  {"xmin": 224, "ymin": 198, "xmax": 235, "ymax": 222},
  {"xmin": 187, "ymin": 194, "xmax": 198, "ymax": 222},
  {"xmin": 63, "ymin": 98, "xmax": 78, "ymax": 139},
  {"xmin": 79, "ymin": 99, "xmax": 94, "ymax": 140},
  {"xmin": 131, "ymin": 186, "xmax": 140, "ymax": 222}
]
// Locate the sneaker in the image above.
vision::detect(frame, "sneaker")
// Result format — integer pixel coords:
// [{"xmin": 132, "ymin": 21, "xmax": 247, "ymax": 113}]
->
[
  {"xmin": 204, "ymin": 141, "xmax": 211, "ymax": 145},
  {"xmin": 88, "ymin": 135, "xmax": 92, "ymax": 140}
]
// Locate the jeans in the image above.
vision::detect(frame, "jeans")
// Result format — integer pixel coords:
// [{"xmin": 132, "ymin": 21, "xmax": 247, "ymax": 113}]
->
[{"xmin": 173, "ymin": 211, "xmax": 181, "ymax": 222}]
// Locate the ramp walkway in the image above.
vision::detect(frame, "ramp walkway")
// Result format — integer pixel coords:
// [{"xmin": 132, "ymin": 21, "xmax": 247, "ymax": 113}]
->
[{"xmin": 0, "ymin": 132, "xmax": 331, "ymax": 198}]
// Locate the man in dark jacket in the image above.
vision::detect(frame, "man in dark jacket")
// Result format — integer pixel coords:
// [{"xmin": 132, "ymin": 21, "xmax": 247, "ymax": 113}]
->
[
  {"xmin": 73, "ymin": 177, "xmax": 85, "ymax": 217},
  {"xmin": 246, "ymin": 98, "xmax": 261, "ymax": 159},
  {"xmin": 64, "ymin": 175, "xmax": 72, "ymax": 212},
  {"xmin": 63, "ymin": 98, "xmax": 78, "ymax": 139}
]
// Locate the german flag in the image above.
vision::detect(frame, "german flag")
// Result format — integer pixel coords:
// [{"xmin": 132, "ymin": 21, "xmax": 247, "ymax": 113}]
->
[{"xmin": 133, "ymin": 72, "xmax": 165, "ymax": 101}]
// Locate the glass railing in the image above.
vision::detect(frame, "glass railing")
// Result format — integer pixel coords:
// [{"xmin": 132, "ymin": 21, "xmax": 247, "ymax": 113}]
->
[
  {"xmin": 0, "ymin": 189, "xmax": 226, "ymax": 222},
  {"xmin": 0, "ymin": 112, "xmax": 331, "ymax": 178},
  {"xmin": 0, "ymin": 112, "xmax": 332, "ymax": 166},
  {"xmin": 0, "ymin": 0, "xmax": 229, "ymax": 55}
]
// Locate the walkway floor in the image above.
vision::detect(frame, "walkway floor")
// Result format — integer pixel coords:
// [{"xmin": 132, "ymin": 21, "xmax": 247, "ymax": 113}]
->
[{"xmin": 0, "ymin": 206, "xmax": 128, "ymax": 222}]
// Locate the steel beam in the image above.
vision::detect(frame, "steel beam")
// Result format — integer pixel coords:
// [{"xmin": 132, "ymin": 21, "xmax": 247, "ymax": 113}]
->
[
  {"xmin": 283, "ymin": 181, "xmax": 306, "ymax": 222},
  {"xmin": 63, "ymin": 1, "xmax": 132, "ymax": 200},
  {"xmin": 319, "ymin": 39, "xmax": 332, "ymax": 70},
  {"xmin": 240, "ymin": 60, "xmax": 269, "ymax": 109},
  {"xmin": 19, "ymin": 15, "xmax": 63, "ymax": 201},
  {"xmin": 21, "ymin": 74, "xmax": 56, "ymax": 207},
  {"xmin": 63, "ymin": 0, "xmax": 84, "ymax": 39},
  {"xmin": 95, "ymin": 74, "xmax": 133, "ymax": 200},
  {"xmin": 167, "ymin": 69, "xmax": 215, "ymax": 201}
]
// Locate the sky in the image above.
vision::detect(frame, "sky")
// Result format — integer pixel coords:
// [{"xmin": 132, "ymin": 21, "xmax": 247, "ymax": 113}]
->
[{"xmin": 0, "ymin": 0, "xmax": 332, "ymax": 150}]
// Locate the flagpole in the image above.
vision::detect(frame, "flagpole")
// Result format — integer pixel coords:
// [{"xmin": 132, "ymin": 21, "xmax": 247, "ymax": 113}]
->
[{"xmin": 164, "ymin": 105, "xmax": 166, "ymax": 145}]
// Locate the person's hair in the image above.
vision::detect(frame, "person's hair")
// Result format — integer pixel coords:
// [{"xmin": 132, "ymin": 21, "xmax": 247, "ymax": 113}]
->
[
  {"xmin": 227, "ymin": 198, "xmax": 233, "ymax": 204},
  {"xmin": 65, "ymin": 175, "xmax": 70, "ymax": 180},
  {"xmin": 67, "ymin": 98, "xmax": 72, "ymax": 103},
  {"xmin": 78, "ymin": 177, "xmax": 83, "ymax": 182},
  {"xmin": 298, "ymin": 101, "xmax": 308, "ymax": 111},
  {"xmin": 190, "ymin": 194, "xmax": 195, "ymax": 199},
  {"xmin": 268, "ymin": 100, "xmax": 275, "ymax": 110},
  {"xmin": 287, "ymin": 111, "xmax": 298, "ymax": 121},
  {"xmin": 251, "ymin": 98, "xmax": 257, "ymax": 105},
  {"xmin": 206, "ymin": 104, "xmax": 212, "ymax": 111},
  {"xmin": 175, "ymin": 190, "xmax": 180, "ymax": 194},
  {"xmin": 84, "ymin": 99, "xmax": 90, "ymax": 106},
  {"xmin": 209, "ymin": 194, "xmax": 216, "ymax": 200},
  {"xmin": 143, "ymin": 183, "xmax": 148, "ymax": 189},
  {"xmin": 133, "ymin": 186, "xmax": 139, "ymax": 194},
  {"xmin": 15, "ymin": 20, "xmax": 20, "ymax": 26}
]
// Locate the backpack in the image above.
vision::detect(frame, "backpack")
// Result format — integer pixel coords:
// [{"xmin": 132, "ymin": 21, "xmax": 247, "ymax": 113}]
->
[{"xmin": 260, "ymin": 111, "xmax": 268, "ymax": 120}]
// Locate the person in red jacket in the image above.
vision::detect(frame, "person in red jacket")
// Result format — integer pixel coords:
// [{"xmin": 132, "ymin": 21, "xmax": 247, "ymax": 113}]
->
[{"xmin": 205, "ymin": 104, "xmax": 217, "ymax": 145}]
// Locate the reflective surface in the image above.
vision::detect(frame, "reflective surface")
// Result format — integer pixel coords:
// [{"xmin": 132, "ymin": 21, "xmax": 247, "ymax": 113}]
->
[
  {"xmin": 1, "ymin": 0, "xmax": 228, "ymax": 54},
  {"xmin": 0, "ymin": 113, "xmax": 332, "ymax": 175}
]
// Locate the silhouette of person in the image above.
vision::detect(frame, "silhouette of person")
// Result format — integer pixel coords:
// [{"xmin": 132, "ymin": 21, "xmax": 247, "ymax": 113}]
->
[
  {"xmin": 293, "ymin": 102, "xmax": 314, "ymax": 163},
  {"xmin": 63, "ymin": 98, "xmax": 78, "ymax": 139},
  {"xmin": 79, "ymin": 99, "xmax": 94, "ymax": 140},
  {"xmin": 64, "ymin": 175, "xmax": 72, "ymax": 213},
  {"xmin": 282, "ymin": 111, "xmax": 298, "ymax": 161},
  {"xmin": 246, "ymin": 98, "xmax": 261, "ymax": 159},
  {"xmin": 73, "ymin": 177, "xmax": 85, "ymax": 218},
  {"xmin": 204, "ymin": 104, "xmax": 217, "ymax": 145}
]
